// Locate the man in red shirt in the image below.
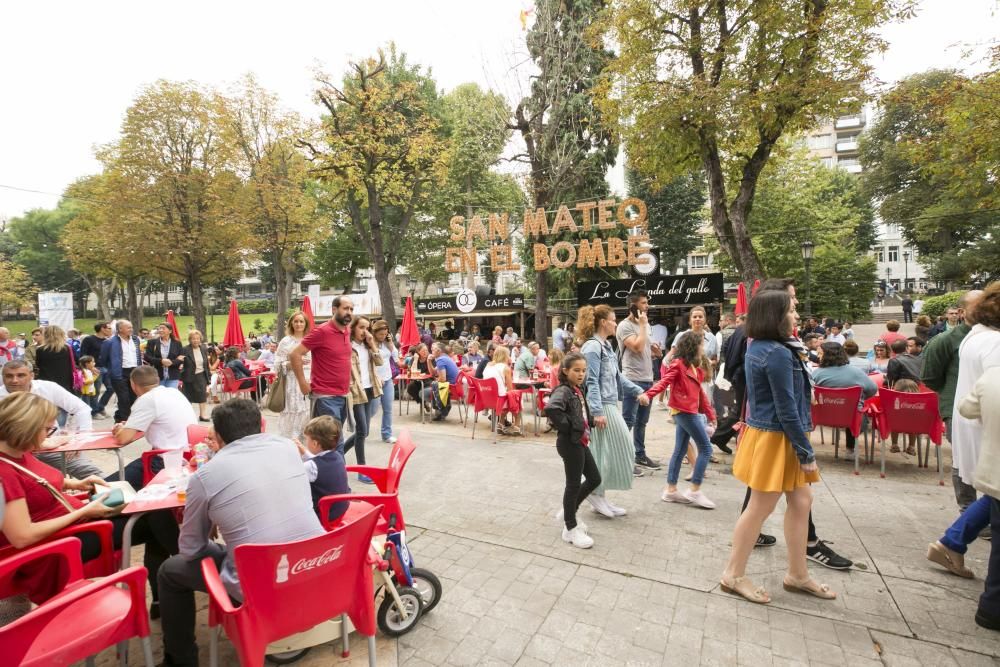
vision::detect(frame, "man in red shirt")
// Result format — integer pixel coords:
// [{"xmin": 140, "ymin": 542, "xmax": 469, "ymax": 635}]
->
[
  {"xmin": 290, "ymin": 296, "xmax": 354, "ymax": 449},
  {"xmin": 878, "ymin": 319, "xmax": 907, "ymax": 354}
]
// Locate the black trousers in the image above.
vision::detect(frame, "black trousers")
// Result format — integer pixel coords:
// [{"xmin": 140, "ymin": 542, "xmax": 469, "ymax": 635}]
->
[
  {"xmin": 902, "ymin": 310, "xmax": 913, "ymax": 323},
  {"xmin": 556, "ymin": 440, "xmax": 601, "ymax": 530},
  {"xmin": 980, "ymin": 497, "xmax": 1000, "ymax": 618},
  {"xmin": 742, "ymin": 487, "xmax": 818, "ymax": 543},
  {"xmin": 158, "ymin": 545, "xmax": 228, "ymax": 667},
  {"xmin": 112, "ymin": 367, "xmax": 137, "ymax": 421}
]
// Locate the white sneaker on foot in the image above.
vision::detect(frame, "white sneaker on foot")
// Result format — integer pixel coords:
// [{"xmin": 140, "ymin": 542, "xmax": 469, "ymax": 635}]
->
[
  {"xmin": 684, "ymin": 489, "xmax": 716, "ymax": 509},
  {"xmin": 562, "ymin": 526, "xmax": 594, "ymax": 549},
  {"xmin": 604, "ymin": 499, "xmax": 627, "ymax": 516},
  {"xmin": 384, "ymin": 436, "xmax": 397, "ymax": 444},
  {"xmin": 661, "ymin": 489, "xmax": 691, "ymax": 503},
  {"xmin": 587, "ymin": 495, "xmax": 616, "ymax": 518},
  {"xmin": 555, "ymin": 508, "xmax": 588, "ymax": 533}
]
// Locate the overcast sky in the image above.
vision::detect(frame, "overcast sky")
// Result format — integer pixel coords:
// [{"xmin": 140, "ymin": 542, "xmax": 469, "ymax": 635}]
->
[{"xmin": 1, "ymin": 0, "xmax": 997, "ymax": 221}]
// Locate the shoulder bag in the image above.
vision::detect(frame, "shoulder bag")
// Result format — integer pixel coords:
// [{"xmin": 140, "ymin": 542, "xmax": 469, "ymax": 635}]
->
[
  {"xmin": 0, "ymin": 457, "xmax": 75, "ymax": 512},
  {"xmin": 68, "ymin": 345, "xmax": 84, "ymax": 392},
  {"xmin": 265, "ymin": 368, "xmax": 287, "ymax": 413}
]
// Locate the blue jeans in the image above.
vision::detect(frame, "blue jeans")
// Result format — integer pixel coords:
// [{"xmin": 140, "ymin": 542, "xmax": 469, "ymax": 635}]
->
[
  {"xmin": 160, "ymin": 379, "xmax": 180, "ymax": 389},
  {"xmin": 379, "ymin": 378, "xmax": 394, "ymax": 441},
  {"xmin": 621, "ymin": 380, "xmax": 652, "ymax": 458},
  {"xmin": 313, "ymin": 395, "xmax": 349, "ymax": 449},
  {"xmin": 941, "ymin": 495, "xmax": 992, "ymax": 554},
  {"xmin": 667, "ymin": 412, "xmax": 713, "ymax": 486},
  {"xmin": 343, "ymin": 389, "xmax": 377, "ymax": 465}
]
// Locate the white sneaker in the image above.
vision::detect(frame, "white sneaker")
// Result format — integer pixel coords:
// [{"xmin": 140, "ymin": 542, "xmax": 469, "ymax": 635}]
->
[
  {"xmin": 587, "ymin": 495, "xmax": 616, "ymax": 518},
  {"xmin": 661, "ymin": 489, "xmax": 691, "ymax": 503},
  {"xmin": 604, "ymin": 499, "xmax": 627, "ymax": 516},
  {"xmin": 684, "ymin": 489, "xmax": 716, "ymax": 509},
  {"xmin": 562, "ymin": 526, "xmax": 594, "ymax": 549},
  {"xmin": 384, "ymin": 436, "xmax": 397, "ymax": 444},
  {"xmin": 555, "ymin": 509, "xmax": 588, "ymax": 533}
]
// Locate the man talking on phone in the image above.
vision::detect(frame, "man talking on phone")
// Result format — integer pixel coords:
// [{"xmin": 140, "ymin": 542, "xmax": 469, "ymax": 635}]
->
[{"xmin": 617, "ymin": 290, "xmax": 662, "ymax": 473}]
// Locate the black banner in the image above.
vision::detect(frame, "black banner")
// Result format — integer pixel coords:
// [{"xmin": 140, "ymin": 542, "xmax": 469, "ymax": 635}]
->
[
  {"xmin": 577, "ymin": 274, "xmax": 724, "ymax": 307},
  {"xmin": 409, "ymin": 291, "xmax": 525, "ymax": 315}
]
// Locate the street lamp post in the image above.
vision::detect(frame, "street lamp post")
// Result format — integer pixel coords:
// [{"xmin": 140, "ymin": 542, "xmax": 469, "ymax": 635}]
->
[
  {"xmin": 800, "ymin": 241, "xmax": 815, "ymax": 316},
  {"xmin": 903, "ymin": 251, "xmax": 910, "ymax": 293},
  {"xmin": 886, "ymin": 267, "xmax": 892, "ymax": 296}
]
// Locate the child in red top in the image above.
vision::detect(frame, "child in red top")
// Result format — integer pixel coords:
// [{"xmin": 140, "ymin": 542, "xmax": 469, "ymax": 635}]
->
[{"xmin": 645, "ymin": 333, "xmax": 718, "ymax": 508}]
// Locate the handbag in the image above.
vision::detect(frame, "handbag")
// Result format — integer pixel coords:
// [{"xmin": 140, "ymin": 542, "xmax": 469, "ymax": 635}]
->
[
  {"xmin": 68, "ymin": 345, "xmax": 84, "ymax": 392},
  {"xmin": 265, "ymin": 369, "xmax": 287, "ymax": 413},
  {"xmin": 0, "ymin": 457, "xmax": 75, "ymax": 512}
]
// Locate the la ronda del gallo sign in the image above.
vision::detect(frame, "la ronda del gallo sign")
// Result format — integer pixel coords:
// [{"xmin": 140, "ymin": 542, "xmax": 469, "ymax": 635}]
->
[{"xmin": 577, "ymin": 274, "xmax": 724, "ymax": 308}]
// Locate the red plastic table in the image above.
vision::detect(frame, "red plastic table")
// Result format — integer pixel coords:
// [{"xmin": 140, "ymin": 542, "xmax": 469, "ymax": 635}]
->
[
  {"xmin": 513, "ymin": 378, "xmax": 548, "ymax": 436},
  {"xmin": 396, "ymin": 373, "xmax": 432, "ymax": 423},
  {"xmin": 41, "ymin": 430, "xmax": 143, "ymax": 480},
  {"xmin": 119, "ymin": 468, "xmax": 185, "ymax": 569}
]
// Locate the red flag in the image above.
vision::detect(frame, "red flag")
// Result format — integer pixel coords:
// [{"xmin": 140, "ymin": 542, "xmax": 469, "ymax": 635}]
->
[
  {"xmin": 398, "ymin": 296, "xmax": 421, "ymax": 356},
  {"xmin": 301, "ymin": 296, "xmax": 316, "ymax": 329},
  {"xmin": 751, "ymin": 279, "xmax": 760, "ymax": 297},
  {"xmin": 165, "ymin": 310, "xmax": 181, "ymax": 340},
  {"xmin": 735, "ymin": 283, "xmax": 748, "ymax": 316},
  {"xmin": 222, "ymin": 300, "xmax": 245, "ymax": 348}
]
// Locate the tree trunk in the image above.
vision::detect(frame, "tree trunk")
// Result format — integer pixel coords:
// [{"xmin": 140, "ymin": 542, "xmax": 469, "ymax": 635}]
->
[
  {"xmin": 125, "ymin": 277, "xmax": 141, "ymax": 329},
  {"xmin": 189, "ymin": 276, "xmax": 207, "ymax": 336},
  {"xmin": 372, "ymin": 252, "xmax": 398, "ymax": 331},
  {"xmin": 465, "ymin": 175, "xmax": 476, "ymax": 290},
  {"xmin": 274, "ymin": 251, "xmax": 295, "ymax": 325},
  {"xmin": 533, "ymin": 271, "xmax": 549, "ymax": 345}
]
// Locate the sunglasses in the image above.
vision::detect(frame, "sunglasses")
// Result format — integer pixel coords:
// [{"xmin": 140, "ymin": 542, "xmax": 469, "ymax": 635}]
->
[{"xmin": 46, "ymin": 425, "xmax": 59, "ymax": 437}]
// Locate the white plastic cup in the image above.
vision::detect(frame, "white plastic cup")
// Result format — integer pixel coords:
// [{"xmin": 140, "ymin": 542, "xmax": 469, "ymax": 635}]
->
[{"xmin": 162, "ymin": 449, "xmax": 184, "ymax": 478}]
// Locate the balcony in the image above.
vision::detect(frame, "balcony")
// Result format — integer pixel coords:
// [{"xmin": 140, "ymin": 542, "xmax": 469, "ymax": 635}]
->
[
  {"xmin": 836, "ymin": 139, "xmax": 859, "ymax": 153},
  {"xmin": 835, "ymin": 115, "xmax": 864, "ymax": 130},
  {"xmin": 842, "ymin": 163, "xmax": 863, "ymax": 174}
]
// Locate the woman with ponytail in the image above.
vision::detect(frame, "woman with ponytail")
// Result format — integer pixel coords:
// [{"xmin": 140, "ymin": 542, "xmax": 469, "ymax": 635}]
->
[{"xmin": 577, "ymin": 305, "xmax": 649, "ymax": 518}]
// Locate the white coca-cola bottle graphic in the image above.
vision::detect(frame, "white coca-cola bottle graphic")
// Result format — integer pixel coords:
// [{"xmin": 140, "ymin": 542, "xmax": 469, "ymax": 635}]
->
[
  {"xmin": 276, "ymin": 554, "xmax": 289, "ymax": 583},
  {"xmin": 894, "ymin": 397, "xmax": 901, "ymax": 411}
]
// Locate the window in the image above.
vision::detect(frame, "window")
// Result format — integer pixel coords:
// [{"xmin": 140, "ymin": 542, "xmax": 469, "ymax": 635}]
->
[
  {"xmin": 806, "ymin": 134, "xmax": 833, "ymax": 150},
  {"xmin": 689, "ymin": 255, "xmax": 710, "ymax": 269},
  {"xmin": 888, "ymin": 246, "xmax": 899, "ymax": 263},
  {"xmin": 875, "ymin": 247, "xmax": 884, "ymax": 263},
  {"xmin": 819, "ymin": 157, "xmax": 834, "ymax": 168}
]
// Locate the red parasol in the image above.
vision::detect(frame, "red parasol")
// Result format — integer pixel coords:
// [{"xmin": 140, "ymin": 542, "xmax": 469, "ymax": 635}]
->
[
  {"xmin": 735, "ymin": 282, "xmax": 748, "ymax": 316},
  {"xmin": 301, "ymin": 296, "xmax": 316, "ymax": 330},
  {"xmin": 751, "ymin": 279, "xmax": 761, "ymax": 297},
  {"xmin": 398, "ymin": 296, "xmax": 421, "ymax": 356},
  {"xmin": 165, "ymin": 310, "xmax": 181, "ymax": 340},
  {"xmin": 222, "ymin": 299, "xmax": 245, "ymax": 349}
]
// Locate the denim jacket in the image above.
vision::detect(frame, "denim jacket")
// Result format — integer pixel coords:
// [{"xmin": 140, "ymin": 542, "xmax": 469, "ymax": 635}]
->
[
  {"xmin": 744, "ymin": 339, "xmax": 815, "ymax": 464},
  {"xmin": 581, "ymin": 336, "xmax": 643, "ymax": 417}
]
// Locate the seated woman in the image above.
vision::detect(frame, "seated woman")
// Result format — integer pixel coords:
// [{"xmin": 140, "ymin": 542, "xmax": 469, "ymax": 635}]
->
[
  {"xmin": 463, "ymin": 341, "xmax": 485, "ymax": 369},
  {"xmin": 482, "ymin": 345, "xmax": 523, "ymax": 435},
  {"xmin": 868, "ymin": 340, "xmax": 890, "ymax": 374},
  {"xmin": 0, "ymin": 392, "xmax": 178, "ymax": 613},
  {"xmin": 812, "ymin": 342, "xmax": 878, "ymax": 452},
  {"xmin": 224, "ymin": 346, "xmax": 257, "ymax": 396},
  {"xmin": 405, "ymin": 344, "xmax": 435, "ymax": 403}
]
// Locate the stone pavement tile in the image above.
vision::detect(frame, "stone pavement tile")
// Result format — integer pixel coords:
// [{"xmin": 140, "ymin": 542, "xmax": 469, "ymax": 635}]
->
[
  {"xmin": 563, "ymin": 621, "xmax": 604, "ymax": 654},
  {"xmin": 737, "ymin": 614, "xmax": 771, "ymax": 648},
  {"xmin": 667, "ymin": 623, "xmax": 704, "ymax": 652},
  {"xmin": 632, "ymin": 618, "xmax": 670, "ymax": 654},
  {"xmin": 523, "ymin": 632, "xmax": 562, "ymax": 663},
  {"xmin": 770, "ymin": 628, "xmax": 808, "ymax": 658},
  {"xmin": 447, "ymin": 634, "xmax": 489, "ymax": 666},
  {"xmin": 870, "ymin": 630, "xmax": 999, "ymax": 667},
  {"xmin": 514, "ymin": 656, "xmax": 550, "ymax": 667},
  {"xmin": 805, "ymin": 638, "xmax": 846, "ymax": 665},
  {"xmin": 833, "ymin": 621, "xmax": 879, "ymax": 658},
  {"xmin": 737, "ymin": 640, "xmax": 774, "ymax": 665},
  {"xmin": 624, "ymin": 643, "xmax": 662, "ymax": 665},
  {"xmin": 699, "ymin": 637, "xmax": 738, "ymax": 666},
  {"xmin": 487, "ymin": 627, "xmax": 532, "ymax": 663}
]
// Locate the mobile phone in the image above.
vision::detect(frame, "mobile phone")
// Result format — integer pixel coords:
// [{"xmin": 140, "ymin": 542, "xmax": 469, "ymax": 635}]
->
[{"xmin": 629, "ymin": 304, "xmax": 639, "ymax": 318}]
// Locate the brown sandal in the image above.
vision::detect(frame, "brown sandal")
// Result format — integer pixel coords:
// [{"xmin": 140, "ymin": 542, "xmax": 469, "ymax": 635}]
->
[
  {"xmin": 720, "ymin": 576, "xmax": 770, "ymax": 604},
  {"xmin": 782, "ymin": 577, "xmax": 837, "ymax": 599},
  {"xmin": 906, "ymin": 445, "xmax": 916, "ymax": 455}
]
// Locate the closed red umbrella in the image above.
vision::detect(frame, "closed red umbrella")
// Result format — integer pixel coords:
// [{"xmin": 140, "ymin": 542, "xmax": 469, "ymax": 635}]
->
[
  {"xmin": 301, "ymin": 296, "xmax": 316, "ymax": 329},
  {"xmin": 165, "ymin": 310, "xmax": 181, "ymax": 340},
  {"xmin": 735, "ymin": 283, "xmax": 748, "ymax": 316},
  {"xmin": 751, "ymin": 279, "xmax": 761, "ymax": 297},
  {"xmin": 222, "ymin": 300, "xmax": 245, "ymax": 349},
  {"xmin": 398, "ymin": 296, "xmax": 421, "ymax": 356}
]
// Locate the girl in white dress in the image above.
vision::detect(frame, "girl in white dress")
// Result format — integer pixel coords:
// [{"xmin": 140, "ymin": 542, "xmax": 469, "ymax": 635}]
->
[{"xmin": 274, "ymin": 311, "xmax": 312, "ymax": 440}]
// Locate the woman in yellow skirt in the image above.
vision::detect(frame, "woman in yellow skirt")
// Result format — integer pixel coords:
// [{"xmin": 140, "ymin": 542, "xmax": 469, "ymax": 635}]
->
[{"xmin": 720, "ymin": 290, "xmax": 836, "ymax": 604}]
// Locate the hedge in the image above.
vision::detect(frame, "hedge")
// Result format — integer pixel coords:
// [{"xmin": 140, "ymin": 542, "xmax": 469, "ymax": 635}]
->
[{"xmin": 920, "ymin": 291, "xmax": 964, "ymax": 319}]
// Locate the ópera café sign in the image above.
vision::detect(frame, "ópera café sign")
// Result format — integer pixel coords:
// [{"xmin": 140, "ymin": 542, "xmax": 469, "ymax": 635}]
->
[
  {"xmin": 577, "ymin": 274, "xmax": 725, "ymax": 308},
  {"xmin": 407, "ymin": 290, "xmax": 525, "ymax": 315},
  {"xmin": 445, "ymin": 198, "xmax": 651, "ymax": 273}
]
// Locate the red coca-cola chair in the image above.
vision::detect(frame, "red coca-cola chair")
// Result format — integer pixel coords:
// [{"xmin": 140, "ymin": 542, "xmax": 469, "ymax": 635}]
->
[
  {"xmin": 811, "ymin": 385, "xmax": 864, "ymax": 470},
  {"xmin": 202, "ymin": 503, "xmax": 382, "ymax": 667},
  {"xmin": 875, "ymin": 387, "xmax": 945, "ymax": 484},
  {"xmin": 469, "ymin": 377, "xmax": 503, "ymax": 440},
  {"xmin": 0, "ymin": 520, "xmax": 116, "ymax": 579}
]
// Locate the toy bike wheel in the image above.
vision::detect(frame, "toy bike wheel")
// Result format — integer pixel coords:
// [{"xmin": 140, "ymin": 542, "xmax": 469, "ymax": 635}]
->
[
  {"xmin": 377, "ymin": 585, "xmax": 423, "ymax": 637},
  {"xmin": 409, "ymin": 567, "xmax": 442, "ymax": 613},
  {"xmin": 266, "ymin": 648, "xmax": 311, "ymax": 664}
]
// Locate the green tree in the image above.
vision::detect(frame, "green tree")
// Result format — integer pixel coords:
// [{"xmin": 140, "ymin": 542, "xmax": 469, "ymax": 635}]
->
[
  {"xmin": 627, "ymin": 169, "xmax": 706, "ymax": 275},
  {"xmin": 598, "ymin": 0, "xmax": 913, "ymax": 283},
  {"xmin": 861, "ymin": 68, "xmax": 1000, "ymax": 285},
  {"xmin": 0, "ymin": 257, "xmax": 36, "ymax": 323},
  {"xmin": 100, "ymin": 80, "xmax": 246, "ymax": 334},
  {"xmin": 511, "ymin": 0, "xmax": 619, "ymax": 342},
  {"xmin": 710, "ymin": 149, "xmax": 877, "ymax": 319},
  {"xmin": 302, "ymin": 45, "xmax": 450, "ymax": 329}
]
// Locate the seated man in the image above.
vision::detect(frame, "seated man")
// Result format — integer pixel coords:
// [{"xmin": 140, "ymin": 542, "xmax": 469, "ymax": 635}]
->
[
  {"xmin": 514, "ymin": 342, "xmax": 539, "ymax": 379},
  {"xmin": 105, "ymin": 365, "xmax": 196, "ymax": 489},
  {"xmin": 258, "ymin": 341, "xmax": 277, "ymax": 369},
  {"xmin": 425, "ymin": 342, "xmax": 460, "ymax": 421},
  {"xmin": 158, "ymin": 399, "xmax": 324, "ymax": 667},
  {"xmin": 0, "ymin": 360, "xmax": 102, "ymax": 479},
  {"xmin": 885, "ymin": 338, "xmax": 925, "ymax": 388}
]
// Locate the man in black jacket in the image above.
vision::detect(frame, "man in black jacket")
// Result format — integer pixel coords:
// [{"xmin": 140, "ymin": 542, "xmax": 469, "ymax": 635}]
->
[{"xmin": 81, "ymin": 321, "xmax": 113, "ymax": 418}]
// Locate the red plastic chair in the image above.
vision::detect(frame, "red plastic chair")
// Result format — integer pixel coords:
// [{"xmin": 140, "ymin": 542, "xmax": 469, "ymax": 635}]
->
[
  {"xmin": 202, "ymin": 503, "xmax": 382, "ymax": 667},
  {"xmin": 875, "ymin": 387, "xmax": 946, "ymax": 483},
  {"xmin": 141, "ymin": 447, "xmax": 194, "ymax": 487},
  {"xmin": 811, "ymin": 385, "xmax": 864, "ymax": 466},
  {"xmin": 0, "ymin": 537, "xmax": 154, "ymax": 666},
  {"xmin": 0, "ymin": 520, "xmax": 116, "ymax": 580},
  {"xmin": 219, "ymin": 367, "xmax": 256, "ymax": 401},
  {"xmin": 470, "ymin": 377, "xmax": 503, "ymax": 439},
  {"xmin": 449, "ymin": 381, "xmax": 468, "ymax": 425},
  {"xmin": 187, "ymin": 423, "xmax": 211, "ymax": 445}
]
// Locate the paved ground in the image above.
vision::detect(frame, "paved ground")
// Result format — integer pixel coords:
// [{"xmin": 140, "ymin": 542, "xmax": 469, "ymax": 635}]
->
[{"xmin": 88, "ymin": 391, "xmax": 998, "ymax": 666}]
